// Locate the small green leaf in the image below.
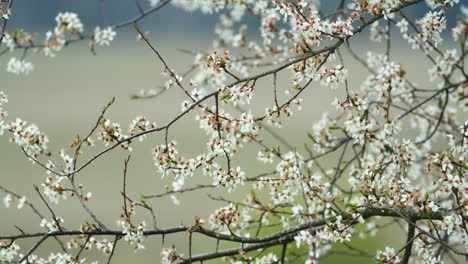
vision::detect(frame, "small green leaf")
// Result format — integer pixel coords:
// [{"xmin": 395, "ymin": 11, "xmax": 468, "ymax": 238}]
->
[
  {"xmin": 140, "ymin": 195, "xmax": 149, "ymax": 207},
  {"xmin": 307, "ymin": 132, "xmax": 317, "ymax": 143},
  {"xmin": 220, "ymin": 93, "xmax": 231, "ymax": 101},
  {"xmin": 107, "ymin": 97, "xmax": 116, "ymax": 107},
  {"xmin": 462, "ymin": 162, "xmax": 468, "ymax": 170}
]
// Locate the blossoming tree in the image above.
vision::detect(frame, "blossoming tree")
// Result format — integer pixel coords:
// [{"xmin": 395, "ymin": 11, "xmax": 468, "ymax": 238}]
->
[{"xmin": 0, "ymin": 0, "xmax": 467, "ymax": 263}]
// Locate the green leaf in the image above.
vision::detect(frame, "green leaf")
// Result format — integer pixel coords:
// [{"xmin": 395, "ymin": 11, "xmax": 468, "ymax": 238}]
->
[
  {"xmin": 307, "ymin": 132, "xmax": 317, "ymax": 143},
  {"xmin": 140, "ymin": 195, "xmax": 149, "ymax": 207},
  {"xmin": 220, "ymin": 93, "xmax": 231, "ymax": 101},
  {"xmin": 461, "ymin": 162, "xmax": 468, "ymax": 170},
  {"xmin": 107, "ymin": 96, "xmax": 116, "ymax": 107}
]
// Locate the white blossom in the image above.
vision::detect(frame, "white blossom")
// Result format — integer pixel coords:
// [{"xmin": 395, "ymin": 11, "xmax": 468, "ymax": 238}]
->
[
  {"xmin": 94, "ymin": 27, "xmax": 116, "ymax": 46},
  {"xmin": 3, "ymin": 194, "xmax": 11, "ymax": 208},
  {"xmin": 6, "ymin": 57, "xmax": 33, "ymax": 75},
  {"xmin": 0, "ymin": 241, "xmax": 20, "ymax": 262},
  {"xmin": 55, "ymin": 12, "xmax": 84, "ymax": 34}
]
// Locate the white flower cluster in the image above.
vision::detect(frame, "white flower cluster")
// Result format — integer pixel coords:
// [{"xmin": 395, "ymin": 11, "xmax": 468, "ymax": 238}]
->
[
  {"xmin": 6, "ymin": 57, "xmax": 34, "ymax": 75},
  {"xmin": 42, "ymin": 175, "xmax": 67, "ymax": 204},
  {"xmin": 3, "ymin": 118, "xmax": 49, "ymax": 158},
  {"xmin": 294, "ymin": 229, "xmax": 333, "ymax": 264},
  {"xmin": 348, "ymin": 0, "xmax": 400, "ymax": 19},
  {"xmin": 269, "ymin": 152, "xmax": 314, "ymax": 206},
  {"xmin": 428, "ymin": 49, "xmax": 459, "ymax": 81},
  {"xmin": 55, "ymin": 12, "xmax": 84, "ymax": 34},
  {"xmin": 264, "ymin": 103, "xmax": 300, "ymax": 128},
  {"xmin": 344, "ymin": 115, "xmax": 375, "ymax": 145},
  {"xmin": 212, "ymin": 165, "xmax": 246, "ymax": 192},
  {"xmin": 153, "ymin": 141, "xmax": 204, "ymax": 184},
  {"xmin": 0, "ymin": 9, "xmax": 114, "ymax": 72},
  {"xmin": 0, "ymin": 241, "xmax": 20, "ymax": 262},
  {"xmin": 231, "ymin": 252, "xmax": 279, "ymax": 264},
  {"xmin": 317, "ymin": 65, "xmax": 348, "ymax": 90},
  {"xmin": 157, "ymin": 104, "xmax": 257, "ymax": 192},
  {"xmin": 128, "ymin": 115, "xmax": 157, "ymax": 141},
  {"xmin": 287, "ymin": 7, "xmax": 322, "ymax": 47},
  {"xmin": 1, "ymin": 33, "xmax": 15, "ymax": 51},
  {"xmin": 66, "ymin": 235, "xmax": 114, "ymax": 255},
  {"xmin": 254, "ymin": 252, "xmax": 279, "ymax": 264},
  {"xmin": 98, "ymin": 119, "xmax": 126, "ymax": 146},
  {"xmin": 95, "ymin": 238, "xmax": 114, "ymax": 255},
  {"xmin": 257, "ymin": 150, "xmax": 274, "ymax": 164},
  {"xmin": 369, "ymin": 21, "xmax": 387, "ymax": 42},
  {"xmin": 413, "ymin": 239, "xmax": 443, "ymax": 263},
  {"xmin": 325, "ymin": 19, "xmax": 354, "ymax": 38},
  {"xmin": 451, "ymin": 5, "xmax": 466, "ymax": 41},
  {"xmin": 425, "ymin": 0, "xmax": 459, "ymax": 9},
  {"xmin": 308, "ymin": 113, "xmax": 339, "ymax": 154},
  {"xmin": 209, "ymin": 203, "xmax": 241, "ymax": 233},
  {"xmin": 442, "ymin": 213, "xmax": 464, "ymax": 236},
  {"xmin": 218, "ymin": 83, "xmax": 254, "ymax": 107},
  {"xmin": 362, "ymin": 53, "xmax": 410, "ymax": 102},
  {"xmin": 295, "ymin": 215, "xmax": 356, "ymax": 256},
  {"xmin": 40, "ymin": 217, "xmax": 64, "ymax": 232},
  {"xmin": 23, "ymin": 252, "xmax": 91, "ymax": 264},
  {"xmin": 170, "ymin": 0, "xmax": 239, "ymax": 14},
  {"xmin": 40, "ymin": 12, "xmax": 84, "ymax": 58},
  {"xmin": 97, "ymin": 120, "xmax": 131, "ymax": 149},
  {"xmin": 94, "ymin": 27, "xmax": 117, "ymax": 46},
  {"xmin": 203, "ymin": 50, "xmax": 232, "ymax": 74},
  {"xmin": 57, "ymin": 149, "xmax": 74, "ymax": 173},
  {"xmin": 43, "ymin": 29, "xmax": 66, "ymax": 58},
  {"xmin": 161, "ymin": 247, "xmax": 183, "ymax": 264},
  {"xmin": 375, "ymin": 247, "xmax": 400, "ymax": 264},
  {"xmin": 276, "ymin": 151, "xmax": 303, "ymax": 183},
  {"xmin": 97, "ymin": 116, "xmax": 157, "ymax": 150},
  {"xmin": 416, "ymin": 11, "xmax": 446, "ymax": 47},
  {"xmin": 2, "ymin": 194, "xmax": 26, "ymax": 209},
  {"xmin": 117, "ymin": 220, "xmax": 146, "ymax": 251},
  {"xmin": 333, "ymin": 93, "xmax": 368, "ymax": 112},
  {"xmin": 396, "ymin": 8, "xmax": 450, "ymax": 53},
  {"xmin": 0, "ymin": 5, "xmax": 11, "ymax": 19}
]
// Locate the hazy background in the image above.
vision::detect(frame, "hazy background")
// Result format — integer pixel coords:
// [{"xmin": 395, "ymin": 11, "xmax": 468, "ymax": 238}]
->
[{"xmin": 0, "ymin": 1, "xmax": 463, "ymax": 263}]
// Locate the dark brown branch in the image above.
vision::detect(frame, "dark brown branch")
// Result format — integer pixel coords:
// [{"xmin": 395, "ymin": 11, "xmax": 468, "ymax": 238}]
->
[
  {"xmin": 112, "ymin": 0, "xmax": 172, "ymax": 29},
  {"xmin": 143, "ymin": 184, "xmax": 214, "ymax": 199},
  {"xmin": 401, "ymin": 222, "xmax": 416, "ymax": 264},
  {"xmin": 69, "ymin": 179, "xmax": 108, "ymax": 230},
  {"xmin": 0, "ymin": 207, "xmax": 450, "ymax": 243}
]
